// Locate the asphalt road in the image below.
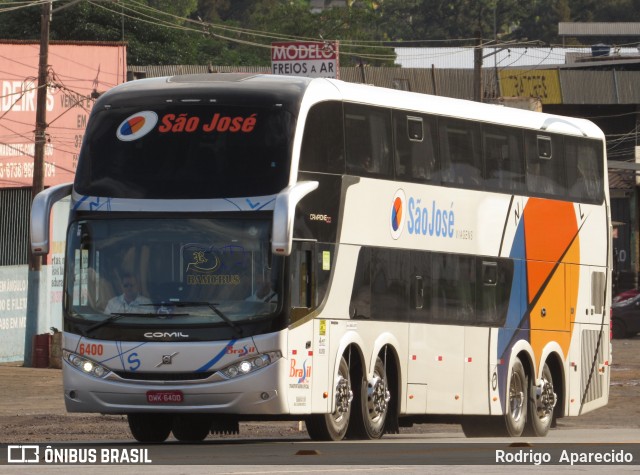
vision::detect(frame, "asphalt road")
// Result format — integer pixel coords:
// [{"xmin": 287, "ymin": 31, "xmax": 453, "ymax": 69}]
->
[{"xmin": 1, "ymin": 335, "xmax": 639, "ymax": 472}]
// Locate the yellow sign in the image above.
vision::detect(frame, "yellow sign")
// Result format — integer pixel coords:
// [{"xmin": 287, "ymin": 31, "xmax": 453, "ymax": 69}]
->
[
  {"xmin": 322, "ymin": 251, "xmax": 331, "ymax": 271},
  {"xmin": 499, "ymin": 69, "xmax": 562, "ymax": 104},
  {"xmin": 319, "ymin": 319, "xmax": 326, "ymax": 336}
]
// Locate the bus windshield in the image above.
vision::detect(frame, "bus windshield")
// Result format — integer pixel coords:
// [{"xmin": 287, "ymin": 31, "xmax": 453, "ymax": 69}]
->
[
  {"xmin": 65, "ymin": 217, "xmax": 280, "ymax": 331},
  {"xmin": 74, "ymin": 104, "xmax": 294, "ymax": 199}
]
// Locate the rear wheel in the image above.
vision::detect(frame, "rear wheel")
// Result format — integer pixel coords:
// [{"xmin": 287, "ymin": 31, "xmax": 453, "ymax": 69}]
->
[
  {"xmin": 128, "ymin": 413, "xmax": 172, "ymax": 443},
  {"xmin": 172, "ymin": 414, "xmax": 212, "ymax": 442},
  {"xmin": 348, "ymin": 356, "xmax": 390, "ymax": 439},
  {"xmin": 306, "ymin": 356, "xmax": 353, "ymax": 441},
  {"xmin": 362, "ymin": 356, "xmax": 390, "ymax": 439},
  {"xmin": 504, "ymin": 357, "xmax": 527, "ymax": 437},
  {"xmin": 525, "ymin": 363, "xmax": 556, "ymax": 437},
  {"xmin": 461, "ymin": 358, "xmax": 528, "ymax": 438},
  {"xmin": 461, "ymin": 416, "xmax": 504, "ymax": 437}
]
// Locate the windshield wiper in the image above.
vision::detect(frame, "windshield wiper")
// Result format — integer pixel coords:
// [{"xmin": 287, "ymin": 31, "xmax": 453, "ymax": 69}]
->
[
  {"xmin": 84, "ymin": 312, "xmax": 153, "ymax": 335},
  {"xmin": 157, "ymin": 301, "xmax": 243, "ymax": 337},
  {"xmin": 84, "ymin": 310, "xmax": 189, "ymax": 336}
]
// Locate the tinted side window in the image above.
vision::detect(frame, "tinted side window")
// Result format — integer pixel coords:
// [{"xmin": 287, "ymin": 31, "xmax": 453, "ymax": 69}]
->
[
  {"xmin": 476, "ymin": 258, "xmax": 512, "ymax": 325},
  {"xmin": 299, "ymin": 101, "xmax": 345, "ymax": 174},
  {"xmin": 345, "ymin": 104, "xmax": 392, "ymax": 178},
  {"xmin": 409, "ymin": 250, "xmax": 431, "ymax": 315},
  {"xmin": 439, "ymin": 119, "xmax": 482, "ymax": 188},
  {"xmin": 393, "ymin": 111, "xmax": 439, "ymax": 183},
  {"xmin": 525, "ymin": 133, "xmax": 566, "ymax": 198},
  {"xmin": 565, "ymin": 137, "xmax": 604, "ymax": 204},
  {"xmin": 483, "ymin": 125, "xmax": 525, "ymax": 193},
  {"xmin": 370, "ymin": 248, "xmax": 409, "ymax": 321},
  {"xmin": 350, "ymin": 247, "xmax": 371, "ymax": 319},
  {"xmin": 431, "ymin": 253, "xmax": 476, "ymax": 323}
]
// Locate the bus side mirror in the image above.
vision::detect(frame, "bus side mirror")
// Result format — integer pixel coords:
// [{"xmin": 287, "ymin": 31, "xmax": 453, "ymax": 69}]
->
[
  {"xmin": 271, "ymin": 181, "xmax": 318, "ymax": 256},
  {"xmin": 30, "ymin": 183, "xmax": 73, "ymax": 255}
]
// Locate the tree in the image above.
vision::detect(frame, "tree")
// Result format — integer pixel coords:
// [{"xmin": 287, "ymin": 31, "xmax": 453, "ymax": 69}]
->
[
  {"xmin": 2, "ymin": 0, "xmax": 640, "ymax": 66},
  {"xmin": 0, "ymin": 0, "xmax": 203, "ymax": 65},
  {"xmin": 509, "ymin": 0, "xmax": 570, "ymax": 45}
]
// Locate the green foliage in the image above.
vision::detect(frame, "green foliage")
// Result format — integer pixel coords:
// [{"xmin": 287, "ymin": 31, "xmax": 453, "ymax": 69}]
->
[{"xmin": 0, "ymin": 0, "xmax": 639, "ymax": 66}]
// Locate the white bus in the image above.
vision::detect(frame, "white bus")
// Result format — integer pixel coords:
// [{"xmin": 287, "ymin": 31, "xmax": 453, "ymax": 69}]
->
[{"xmin": 31, "ymin": 73, "xmax": 611, "ymax": 442}]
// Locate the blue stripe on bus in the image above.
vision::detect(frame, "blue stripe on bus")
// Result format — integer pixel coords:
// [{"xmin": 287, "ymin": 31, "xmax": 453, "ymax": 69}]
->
[{"xmin": 196, "ymin": 339, "xmax": 237, "ymax": 372}]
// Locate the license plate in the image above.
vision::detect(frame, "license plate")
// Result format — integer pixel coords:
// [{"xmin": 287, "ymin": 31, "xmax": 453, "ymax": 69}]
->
[{"xmin": 146, "ymin": 390, "xmax": 184, "ymax": 404}]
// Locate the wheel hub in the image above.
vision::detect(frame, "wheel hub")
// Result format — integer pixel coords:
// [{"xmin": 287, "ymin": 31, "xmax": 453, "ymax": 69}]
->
[
  {"xmin": 335, "ymin": 375, "xmax": 353, "ymax": 414},
  {"xmin": 367, "ymin": 376, "xmax": 390, "ymax": 418},
  {"xmin": 535, "ymin": 378, "xmax": 557, "ymax": 417},
  {"xmin": 509, "ymin": 372, "xmax": 525, "ymax": 421}
]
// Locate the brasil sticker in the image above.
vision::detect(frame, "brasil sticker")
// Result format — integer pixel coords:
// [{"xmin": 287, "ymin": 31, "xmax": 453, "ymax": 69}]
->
[{"xmin": 116, "ymin": 111, "xmax": 158, "ymax": 142}]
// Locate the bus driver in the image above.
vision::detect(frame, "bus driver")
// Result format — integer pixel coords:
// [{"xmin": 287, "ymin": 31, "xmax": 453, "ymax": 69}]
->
[{"xmin": 104, "ymin": 273, "xmax": 152, "ymax": 314}]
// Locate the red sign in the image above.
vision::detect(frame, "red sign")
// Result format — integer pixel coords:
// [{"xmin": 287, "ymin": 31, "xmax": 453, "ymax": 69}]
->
[
  {"xmin": 0, "ymin": 42, "xmax": 127, "ymax": 188},
  {"xmin": 146, "ymin": 390, "xmax": 184, "ymax": 404},
  {"xmin": 271, "ymin": 41, "xmax": 339, "ymax": 79}
]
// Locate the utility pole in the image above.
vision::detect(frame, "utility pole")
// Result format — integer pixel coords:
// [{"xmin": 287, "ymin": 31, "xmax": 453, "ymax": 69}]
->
[
  {"xmin": 24, "ymin": 0, "xmax": 51, "ymax": 367},
  {"xmin": 29, "ymin": 0, "xmax": 52, "ymax": 271},
  {"xmin": 473, "ymin": 32, "xmax": 483, "ymax": 102}
]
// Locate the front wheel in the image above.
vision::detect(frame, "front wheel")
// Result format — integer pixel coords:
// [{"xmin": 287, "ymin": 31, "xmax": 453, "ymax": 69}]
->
[
  {"xmin": 525, "ymin": 363, "xmax": 556, "ymax": 437},
  {"xmin": 128, "ymin": 413, "xmax": 172, "ymax": 443},
  {"xmin": 172, "ymin": 414, "xmax": 212, "ymax": 442},
  {"xmin": 306, "ymin": 356, "xmax": 353, "ymax": 441}
]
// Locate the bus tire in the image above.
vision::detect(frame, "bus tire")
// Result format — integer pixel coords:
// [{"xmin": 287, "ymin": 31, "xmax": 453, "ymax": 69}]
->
[
  {"xmin": 172, "ymin": 414, "xmax": 212, "ymax": 442},
  {"xmin": 349, "ymin": 356, "xmax": 390, "ymax": 440},
  {"xmin": 461, "ymin": 416, "xmax": 504, "ymax": 437},
  {"xmin": 524, "ymin": 363, "xmax": 556, "ymax": 437},
  {"xmin": 306, "ymin": 356, "xmax": 352, "ymax": 441},
  {"xmin": 504, "ymin": 357, "xmax": 527, "ymax": 437},
  {"xmin": 127, "ymin": 413, "xmax": 172, "ymax": 443}
]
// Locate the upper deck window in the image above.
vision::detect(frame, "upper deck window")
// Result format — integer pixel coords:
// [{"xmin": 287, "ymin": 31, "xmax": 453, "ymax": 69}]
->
[
  {"xmin": 393, "ymin": 111, "xmax": 438, "ymax": 183},
  {"xmin": 525, "ymin": 133, "xmax": 565, "ymax": 197},
  {"xmin": 75, "ymin": 105, "xmax": 294, "ymax": 199},
  {"xmin": 439, "ymin": 118, "xmax": 482, "ymax": 188},
  {"xmin": 299, "ymin": 101, "xmax": 345, "ymax": 174},
  {"xmin": 344, "ymin": 103, "xmax": 392, "ymax": 178}
]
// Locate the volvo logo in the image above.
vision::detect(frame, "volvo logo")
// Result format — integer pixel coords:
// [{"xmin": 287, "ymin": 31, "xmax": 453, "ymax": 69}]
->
[
  {"xmin": 144, "ymin": 331, "xmax": 190, "ymax": 339},
  {"xmin": 155, "ymin": 352, "xmax": 179, "ymax": 367}
]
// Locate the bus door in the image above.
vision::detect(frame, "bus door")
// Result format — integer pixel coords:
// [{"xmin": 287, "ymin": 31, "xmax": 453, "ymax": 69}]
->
[
  {"xmin": 287, "ymin": 241, "xmax": 335, "ymax": 415},
  {"xmin": 287, "ymin": 242, "xmax": 315, "ymax": 414}
]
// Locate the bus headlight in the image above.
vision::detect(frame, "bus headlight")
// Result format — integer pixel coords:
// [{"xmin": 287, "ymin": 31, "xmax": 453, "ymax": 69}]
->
[
  {"xmin": 63, "ymin": 350, "xmax": 111, "ymax": 379},
  {"xmin": 219, "ymin": 351, "xmax": 282, "ymax": 379}
]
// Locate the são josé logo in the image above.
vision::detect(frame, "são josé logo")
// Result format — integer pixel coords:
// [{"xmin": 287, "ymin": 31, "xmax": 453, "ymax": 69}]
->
[
  {"xmin": 116, "ymin": 111, "xmax": 158, "ymax": 142},
  {"xmin": 391, "ymin": 188, "xmax": 456, "ymax": 240},
  {"xmin": 390, "ymin": 189, "xmax": 406, "ymax": 240}
]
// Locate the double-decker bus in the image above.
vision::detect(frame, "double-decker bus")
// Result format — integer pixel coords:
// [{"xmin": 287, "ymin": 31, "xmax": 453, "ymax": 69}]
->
[{"xmin": 31, "ymin": 73, "xmax": 610, "ymax": 442}]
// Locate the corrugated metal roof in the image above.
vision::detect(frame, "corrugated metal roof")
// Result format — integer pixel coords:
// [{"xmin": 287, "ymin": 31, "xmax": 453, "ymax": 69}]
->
[
  {"xmin": 128, "ymin": 65, "xmax": 640, "ymax": 104},
  {"xmin": 394, "ymin": 47, "xmax": 640, "ymax": 69},
  {"xmin": 559, "ymin": 22, "xmax": 640, "ymax": 36},
  {"xmin": 609, "ymin": 170, "xmax": 635, "ymax": 190}
]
